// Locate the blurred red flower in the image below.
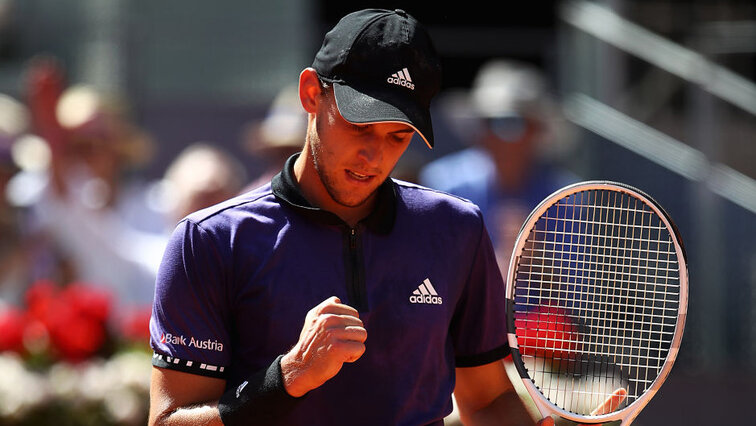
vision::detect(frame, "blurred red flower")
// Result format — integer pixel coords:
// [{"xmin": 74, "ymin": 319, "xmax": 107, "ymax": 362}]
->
[
  {"xmin": 20, "ymin": 280, "xmax": 113, "ymax": 362},
  {"xmin": 25, "ymin": 279, "xmax": 58, "ymax": 320},
  {"xmin": 0, "ymin": 306, "xmax": 26, "ymax": 353},
  {"xmin": 119, "ymin": 305, "xmax": 153, "ymax": 345},
  {"xmin": 61, "ymin": 282, "xmax": 112, "ymax": 323}
]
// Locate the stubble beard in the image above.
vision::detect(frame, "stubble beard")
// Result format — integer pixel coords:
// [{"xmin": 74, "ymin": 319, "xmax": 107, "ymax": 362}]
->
[{"xmin": 309, "ymin": 132, "xmax": 377, "ymax": 209}]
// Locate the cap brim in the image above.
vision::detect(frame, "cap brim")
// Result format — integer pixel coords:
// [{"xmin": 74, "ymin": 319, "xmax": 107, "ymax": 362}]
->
[{"xmin": 332, "ymin": 83, "xmax": 434, "ymax": 149}]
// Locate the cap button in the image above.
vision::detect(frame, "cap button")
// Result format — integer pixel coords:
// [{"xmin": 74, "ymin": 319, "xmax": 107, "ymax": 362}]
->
[{"xmin": 394, "ymin": 9, "xmax": 407, "ymax": 17}]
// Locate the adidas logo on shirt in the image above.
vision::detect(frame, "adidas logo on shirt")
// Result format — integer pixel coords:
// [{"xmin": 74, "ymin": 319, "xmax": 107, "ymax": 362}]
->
[
  {"xmin": 409, "ymin": 278, "xmax": 443, "ymax": 305},
  {"xmin": 387, "ymin": 68, "xmax": 415, "ymax": 90}
]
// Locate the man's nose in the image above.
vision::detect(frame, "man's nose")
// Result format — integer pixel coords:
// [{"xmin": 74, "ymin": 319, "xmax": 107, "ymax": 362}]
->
[{"xmin": 357, "ymin": 137, "xmax": 384, "ymax": 167}]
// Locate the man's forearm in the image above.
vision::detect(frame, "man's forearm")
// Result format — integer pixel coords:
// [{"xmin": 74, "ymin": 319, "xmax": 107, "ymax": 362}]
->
[
  {"xmin": 460, "ymin": 388, "xmax": 537, "ymax": 426},
  {"xmin": 149, "ymin": 403, "xmax": 223, "ymax": 426},
  {"xmin": 217, "ymin": 355, "xmax": 302, "ymax": 426}
]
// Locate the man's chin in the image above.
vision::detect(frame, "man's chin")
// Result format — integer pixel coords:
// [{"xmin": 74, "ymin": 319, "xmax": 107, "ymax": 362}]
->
[
  {"xmin": 330, "ymin": 188, "xmax": 378, "ymax": 209},
  {"xmin": 334, "ymin": 196, "xmax": 372, "ymax": 209}
]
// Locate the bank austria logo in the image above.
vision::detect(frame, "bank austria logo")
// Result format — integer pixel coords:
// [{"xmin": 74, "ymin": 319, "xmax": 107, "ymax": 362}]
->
[
  {"xmin": 160, "ymin": 332, "xmax": 224, "ymax": 352},
  {"xmin": 409, "ymin": 278, "xmax": 443, "ymax": 305}
]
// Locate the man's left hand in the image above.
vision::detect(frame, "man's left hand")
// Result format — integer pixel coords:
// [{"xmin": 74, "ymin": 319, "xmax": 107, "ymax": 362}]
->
[{"xmin": 537, "ymin": 387, "xmax": 627, "ymax": 426}]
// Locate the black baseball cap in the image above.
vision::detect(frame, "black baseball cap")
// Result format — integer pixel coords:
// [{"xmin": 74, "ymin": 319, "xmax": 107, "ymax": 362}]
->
[{"xmin": 312, "ymin": 9, "xmax": 442, "ymax": 148}]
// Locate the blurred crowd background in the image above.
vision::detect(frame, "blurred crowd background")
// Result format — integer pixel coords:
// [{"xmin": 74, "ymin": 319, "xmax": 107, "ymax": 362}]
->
[{"xmin": 0, "ymin": 0, "xmax": 754, "ymax": 425}]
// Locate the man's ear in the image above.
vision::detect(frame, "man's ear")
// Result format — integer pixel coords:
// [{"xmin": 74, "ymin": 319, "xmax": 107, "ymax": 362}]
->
[{"xmin": 298, "ymin": 68, "xmax": 322, "ymax": 114}]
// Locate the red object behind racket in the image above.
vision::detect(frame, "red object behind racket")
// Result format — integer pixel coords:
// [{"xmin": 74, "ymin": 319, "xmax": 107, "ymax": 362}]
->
[{"xmin": 506, "ymin": 181, "xmax": 688, "ymax": 425}]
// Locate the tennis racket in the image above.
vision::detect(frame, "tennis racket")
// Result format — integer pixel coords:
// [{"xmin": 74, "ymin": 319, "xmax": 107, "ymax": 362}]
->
[{"xmin": 505, "ymin": 181, "xmax": 688, "ymax": 425}]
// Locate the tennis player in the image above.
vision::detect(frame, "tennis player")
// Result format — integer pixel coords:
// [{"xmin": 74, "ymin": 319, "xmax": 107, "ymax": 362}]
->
[{"xmin": 148, "ymin": 9, "xmax": 587, "ymax": 425}]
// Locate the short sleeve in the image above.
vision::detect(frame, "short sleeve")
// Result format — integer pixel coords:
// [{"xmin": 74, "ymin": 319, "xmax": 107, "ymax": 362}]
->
[
  {"xmin": 449, "ymin": 218, "xmax": 510, "ymax": 367},
  {"xmin": 150, "ymin": 219, "xmax": 232, "ymax": 378}
]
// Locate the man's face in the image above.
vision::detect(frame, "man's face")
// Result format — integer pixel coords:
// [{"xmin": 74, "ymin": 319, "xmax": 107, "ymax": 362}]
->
[{"xmin": 309, "ymin": 89, "xmax": 414, "ymax": 209}]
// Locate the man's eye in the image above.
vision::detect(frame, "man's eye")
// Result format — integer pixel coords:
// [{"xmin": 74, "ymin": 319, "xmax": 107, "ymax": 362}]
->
[{"xmin": 392, "ymin": 131, "xmax": 413, "ymax": 142}]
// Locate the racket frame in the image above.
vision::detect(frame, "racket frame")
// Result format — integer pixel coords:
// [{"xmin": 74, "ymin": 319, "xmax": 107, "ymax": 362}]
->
[{"xmin": 504, "ymin": 180, "xmax": 688, "ymax": 425}]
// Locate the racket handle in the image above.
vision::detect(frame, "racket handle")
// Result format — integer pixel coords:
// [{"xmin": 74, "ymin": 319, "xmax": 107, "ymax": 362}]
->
[{"xmin": 524, "ymin": 379, "xmax": 557, "ymax": 423}]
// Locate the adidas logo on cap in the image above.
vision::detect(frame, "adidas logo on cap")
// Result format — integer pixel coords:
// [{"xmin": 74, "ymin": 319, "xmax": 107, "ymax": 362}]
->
[
  {"xmin": 409, "ymin": 278, "xmax": 442, "ymax": 305},
  {"xmin": 387, "ymin": 67, "xmax": 415, "ymax": 90}
]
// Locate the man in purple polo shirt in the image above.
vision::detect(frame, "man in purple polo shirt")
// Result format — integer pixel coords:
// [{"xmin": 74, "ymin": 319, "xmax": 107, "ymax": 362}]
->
[{"xmin": 148, "ymin": 9, "xmax": 547, "ymax": 426}]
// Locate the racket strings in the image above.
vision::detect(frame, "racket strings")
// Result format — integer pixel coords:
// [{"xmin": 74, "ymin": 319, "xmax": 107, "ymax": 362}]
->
[
  {"xmin": 513, "ymin": 189, "xmax": 681, "ymax": 416},
  {"xmin": 521, "ymin": 244, "xmax": 679, "ymax": 268}
]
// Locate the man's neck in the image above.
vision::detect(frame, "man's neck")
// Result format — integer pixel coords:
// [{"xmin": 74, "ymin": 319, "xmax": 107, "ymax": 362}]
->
[{"xmin": 293, "ymin": 149, "xmax": 375, "ymax": 228}]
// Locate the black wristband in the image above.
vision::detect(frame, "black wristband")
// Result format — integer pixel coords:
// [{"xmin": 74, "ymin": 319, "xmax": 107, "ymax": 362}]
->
[{"xmin": 218, "ymin": 355, "xmax": 302, "ymax": 425}]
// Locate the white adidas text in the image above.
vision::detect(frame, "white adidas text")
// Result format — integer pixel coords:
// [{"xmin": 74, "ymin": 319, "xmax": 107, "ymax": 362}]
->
[
  {"xmin": 409, "ymin": 278, "xmax": 443, "ymax": 305},
  {"xmin": 387, "ymin": 68, "xmax": 415, "ymax": 90}
]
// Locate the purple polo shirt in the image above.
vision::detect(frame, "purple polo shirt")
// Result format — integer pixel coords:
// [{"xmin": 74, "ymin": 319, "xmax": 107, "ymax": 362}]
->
[{"xmin": 150, "ymin": 154, "xmax": 509, "ymax": 425}]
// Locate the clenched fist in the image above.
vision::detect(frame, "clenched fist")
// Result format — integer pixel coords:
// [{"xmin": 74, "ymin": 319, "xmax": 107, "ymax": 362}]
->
[{"xmin": 280, "ymin": 297, "xmax": 367, "ymax": 397}]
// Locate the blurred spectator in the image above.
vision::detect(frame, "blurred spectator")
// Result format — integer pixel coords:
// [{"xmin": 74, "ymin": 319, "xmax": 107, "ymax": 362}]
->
[
  {"xmin": 19, "ymin": 58, "xmax": 166, "ymax": 315},
  {"xmin": 0, "ymin": 94, "xmax": 27, "ymax": 304},
  {"xmin": 419, "ymin": 59, "xmax": 578, "ymax": 273},
  {"xmin": 240, "ymin": 84, "xmax": 305, "ymax": 192},
  {"xmin": 0, "ymin": 93, "xmax": 70, "ymax": 306},
  {"xmin": 160, "ymin": 142, "xmax": 246, "ymax": 223}
]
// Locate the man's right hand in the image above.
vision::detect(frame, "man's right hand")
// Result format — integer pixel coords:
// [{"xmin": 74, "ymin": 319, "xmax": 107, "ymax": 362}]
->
[{"xmin": 280, "ymin": 296, "xmax": 367, "ymax": 397}]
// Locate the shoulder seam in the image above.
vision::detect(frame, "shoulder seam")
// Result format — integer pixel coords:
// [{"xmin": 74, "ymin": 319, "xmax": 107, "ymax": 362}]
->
[
  {"xmin": 185, "ymin": 190, "xmax": 274, "ymax": 225},
  {"xmin": 392, "ymin": 179, "xmax": 476, "ymax": 205}
]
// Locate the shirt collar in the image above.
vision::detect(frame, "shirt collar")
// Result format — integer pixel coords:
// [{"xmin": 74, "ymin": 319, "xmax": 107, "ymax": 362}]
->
[{"xmin": 271, "ymin": 153, "xmax": 396, "ymax": 234}]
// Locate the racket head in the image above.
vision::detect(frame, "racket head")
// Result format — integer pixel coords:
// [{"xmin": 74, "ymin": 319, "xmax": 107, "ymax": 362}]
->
[{"xmin": 505, "ymin": 181, "xmax": 688, "ymax": 424}]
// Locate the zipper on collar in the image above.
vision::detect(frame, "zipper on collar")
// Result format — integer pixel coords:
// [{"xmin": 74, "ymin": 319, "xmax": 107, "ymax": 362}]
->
[{"xmin": 345, "ymin": 227, "xmax": 368, "ymax": 312}]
